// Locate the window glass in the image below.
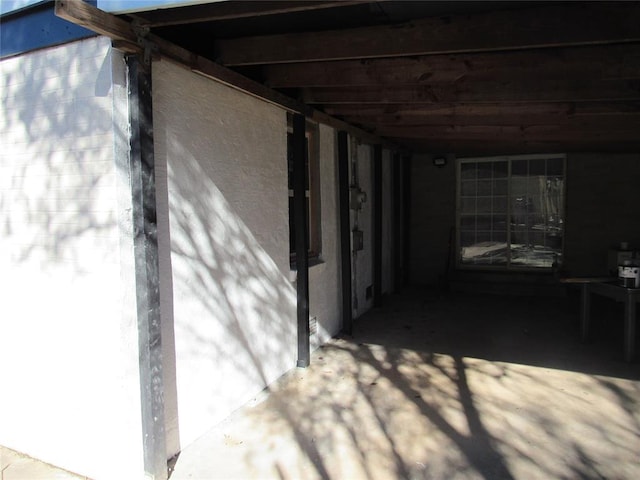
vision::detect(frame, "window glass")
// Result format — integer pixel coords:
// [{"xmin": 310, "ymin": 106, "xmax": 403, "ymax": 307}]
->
[
  {"xmin": 287, "ymin": 120, "xmax": 321, "ymax": 264},
  {"xmin": 458, "ymin": 155, "xmax": 564, "ymax": 269}
]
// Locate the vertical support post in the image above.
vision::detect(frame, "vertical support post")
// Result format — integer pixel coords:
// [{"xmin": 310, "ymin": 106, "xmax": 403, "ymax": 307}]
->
[
  {"xmin": 127, "ymin": 55, "xmax": 167, "ymax": 480},
  {"xmin": 337, "ymin": 131, "xmax": 352, "ymax": 335},
  {"xmin": 293, "ymin": 113, "xmax": 310, "ymax": 368},
  {"xmin": 580, "ymin": 283, "xmax": 590, "ymax": 342},
  {"xmin": 623, "ymin": 294, "xmax": 635, "ymax": 362},
  {"xmin": 402, "ymin": 154, "xmax": 412, "ymax": 286},
  {"xmin": 393, "ymin": 152, "xmax": 402, "ymax": 293},
  {"xmin": 373, "ymin": 144, "xmax": 383, "ymax": 307}
]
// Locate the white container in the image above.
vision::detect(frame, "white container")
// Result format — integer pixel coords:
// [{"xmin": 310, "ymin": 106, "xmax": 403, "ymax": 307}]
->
[{"xmin": 618, "ymin": 262, "xmax": 640, "ymax": 288}]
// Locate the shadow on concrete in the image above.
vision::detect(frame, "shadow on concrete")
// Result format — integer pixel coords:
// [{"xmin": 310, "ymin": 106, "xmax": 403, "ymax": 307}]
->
[
  {"xmin": 170, "ymin": 288, "xmax": 640, "ymax": 480},
  {"xmin": 358, "ymin": 288, "xmax": 639, "ymax": 379}
]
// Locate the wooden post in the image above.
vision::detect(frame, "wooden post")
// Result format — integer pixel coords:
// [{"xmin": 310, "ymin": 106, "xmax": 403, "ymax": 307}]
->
[
  {"xmin": 127, "ymin": 55, "xmax": 167, "ymax": 480},
  {"xmin": 393, "ymin": 152, "xmax": 402, "ymax": 293},
  {"xmin": 293, "ymin": 113, "xmax": 310, "ymax": 367},
  {"xmin": 403, "ymin": 154, "xmax": 412, "ymax": 286},
  {"xmin": 338, "ymin": 131, "xmax": 352, "ymax": 334},
  {"xmin": 373, "ymin": 144, "xmax": 382, "ymax": 307}
]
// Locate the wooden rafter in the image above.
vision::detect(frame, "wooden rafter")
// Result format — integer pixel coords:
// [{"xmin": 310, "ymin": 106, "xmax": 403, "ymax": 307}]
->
[
  {"xmin": 53, "ymin": 0, "xmax": 391, "ymax": 148},
  {"xmin": 130, "ymin": 1, "xmax": 368, "ymax": 27},
  {"xmin": 374, "ymin": 123, "xmax": 640, "ymax": 141},
  {"xmin": 376, "ymin": 116, "xmax": 640, "ymax": 135},
  {"xmin": 54, "ymin": 0, "xmax": 640, "ymax": 153},
  {"xmin": 263, "ymin": 44, "xmax": 640, "ymax": 88},
  {"xmin": 215, "ymin": 2, "xmax": 640, "ymax": 66},
  {"xmin": 301, "ymin": 80, "xmax": 640, "ymax": 105},
  {"xmin": 399, "ymin": 138, "xmax": 640, "ymax": 155},
  {"xmin": 342, "ymin": 114, "xmax": 640, "ymax": 128},
  {"xmin": 322, "ymin": 102, "xmax": 640, "ymax": 119}
]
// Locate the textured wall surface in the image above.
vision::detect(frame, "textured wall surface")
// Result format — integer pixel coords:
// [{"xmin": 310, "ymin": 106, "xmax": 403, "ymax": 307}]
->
[
  {"xmin": 308, "ymin": 124, "xmax": 342, "ymax": 349},
  {"xmin": 410, "ymin": 154, "xmax": 457, "ymax": 286},
  {"xmin": 153, "ymin": 59, "xmax": 297, "ymax": 452},
  {"xmin": 410, "ymin": 153, "xmax": 640, "ymax": 283},
  {"xmin": 0, "ymin": 37, "xmax": 144, "ymax": 479},
  {"xmin": 352, "ymin": 143, "xmax": 375, "ymax": 317},
  {"xmin": 564, "ymin": 153, "xmax": 640, "ymax": 276}
]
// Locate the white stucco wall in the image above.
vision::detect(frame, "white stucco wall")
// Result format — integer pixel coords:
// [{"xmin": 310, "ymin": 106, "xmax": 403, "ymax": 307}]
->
[
  {"xmin": 353, "ymin": 142, "xmax": 374, "ymax": 317},
  {"xmin": 0, "ymin": 37, "xmax": 144, "ymax": 480},
  {"xmin": 308, "ymin": 124, "xmax": 342, "ymax": 348},
  {"xmin": 153, "ymin": 59, "xmax": 297, "ymax": 451}
]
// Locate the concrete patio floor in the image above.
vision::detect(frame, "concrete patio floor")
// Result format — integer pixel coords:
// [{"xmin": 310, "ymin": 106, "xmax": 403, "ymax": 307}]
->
[
  {"xmin": 3, "ymin": 289, "xmax": 639, "ymax": 479},
  {"xmin": 0, "ymin": 446, "xmax": 90, "ymax": 480},
  {"xmin": 170, "ymin": 289, "xmax": 640, "ymax": 480}
]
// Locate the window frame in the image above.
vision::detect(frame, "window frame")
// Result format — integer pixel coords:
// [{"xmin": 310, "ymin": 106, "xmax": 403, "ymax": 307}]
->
[
  {"xmin": 455, "ymin": 153, "xmax": 566, "ymax": 271},
  {"xmin": 287, "ymin": 117, "xmax": 321, "ymax": 267}
]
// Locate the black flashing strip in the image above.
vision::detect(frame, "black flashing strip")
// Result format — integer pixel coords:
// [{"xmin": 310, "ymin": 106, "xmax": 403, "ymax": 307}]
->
[
  {"xmin": 337, "ymin": 131, "xmax": 352, "ymax": 335},
  {"xmin": 373, "ymin": 144, "xmax": 383, "ymax": 307},
  {"xmin": 293, "ymin": 113, "xmax": 310, "ymax": 368},
  {"xmin": 127, "ymin": 56, "xmax": 167, "ymax": 480}
]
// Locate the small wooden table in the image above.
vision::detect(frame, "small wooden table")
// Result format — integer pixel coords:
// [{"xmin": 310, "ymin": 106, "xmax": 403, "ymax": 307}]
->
[{"xmin": 561, "ymin": 277, "xmax": 639, "ymax": 362}]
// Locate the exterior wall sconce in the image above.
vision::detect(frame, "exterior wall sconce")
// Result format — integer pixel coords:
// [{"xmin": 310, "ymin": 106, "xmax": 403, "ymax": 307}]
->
[{"xmin": 433, "ymin": 157, "xmax": 447, "ymax": 167}]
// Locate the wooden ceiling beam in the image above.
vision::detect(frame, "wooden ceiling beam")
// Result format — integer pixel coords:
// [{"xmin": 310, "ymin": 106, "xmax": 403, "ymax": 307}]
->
[
  {"xmin": 54, "ymin": 0, "xmax": 307, "ymax": 112},
  {"xmin": 400, "ymin": 138, "xmax": 640, "ymax": 155},
  {"xmin": 54, "ymin": 0, "xmax": 394, "ymax": 148},
  {"xmin": 323, "ymin": 103, "xmax": 573, "ymax": 117},
  {"xmin": 263, "ymin": 44, "xmax": 640, "ymax": 88},
  {"xmin": 216, "ymin": 2, "xmax": 640, "ymax": 66},
  {"xmin": 374, "ymin": 123, "xmax": 640, "ymax": 141},
  {"xmin": 130, "ymin": 1, "xmax": 368, "ymax": 28},
  {"xmin": 322, "ymin": 101, "xmax": 640, "ymax": 119},
  {"xmin": 301, "ymin": 80, "xmax": 640, "ymax": 105},
  {"xmin": 343, "ymin": 113, "xmax": 640, "ymax": 128},
  {"xmin": 325, "ymin": 101, "xmax": 640, "ymax": 117}
]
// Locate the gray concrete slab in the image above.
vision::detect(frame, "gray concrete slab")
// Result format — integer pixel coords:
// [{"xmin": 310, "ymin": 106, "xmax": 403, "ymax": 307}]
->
[
  {"xmin": 170, "ymin": 290, "xmax": 640, "ymax": 480},
  {"xmin": 3, "ymin": 290, "xmax": 638, "ymax": 480},
  {"xmin": 0, "ymin": 446, "xmax": 88, "ymax": 480}
]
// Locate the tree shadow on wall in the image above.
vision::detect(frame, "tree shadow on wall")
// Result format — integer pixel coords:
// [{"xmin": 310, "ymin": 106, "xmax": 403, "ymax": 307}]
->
[
  {"xmin": 1, "ymin": 38, "xmax": 121, "ymax": 270},
  {"xmin": 163, "ymin": 149, "xmax": 640, "ymax": 480},
  {"xmin": 155, "ymin": 80, "xmax": 640, "ymax": 478}
]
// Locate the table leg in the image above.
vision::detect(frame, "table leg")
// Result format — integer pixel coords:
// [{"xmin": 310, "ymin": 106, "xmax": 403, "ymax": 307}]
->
[
  {"xmin": 580, "ymin": 283, "xmax": 590, "ymax": 342},
  {"xmin": 624, "ymin": 296, "xmax": 636, "ymax": 362}
]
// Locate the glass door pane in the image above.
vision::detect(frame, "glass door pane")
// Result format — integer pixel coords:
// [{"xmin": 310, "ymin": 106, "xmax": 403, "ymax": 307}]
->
[
  {"xmin": 459, "ymin": 159, "xmax": 508, "ymax": 265},
  {"xmin": 509, "ymin": 158, "xmax": 564, "ymax": 268}
]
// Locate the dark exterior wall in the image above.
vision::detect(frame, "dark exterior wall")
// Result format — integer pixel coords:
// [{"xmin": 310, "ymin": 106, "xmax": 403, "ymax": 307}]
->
[
  {"xmin": 409, "ymin": 154, "xmax": 456, "ymax": 286},
  {"xmin": 564, "ymin": 153, "xmax": 640, "ymax": 276},
  {"xmin": 410, "ymin": 152, "xmax": 640, "ymax": 286}
]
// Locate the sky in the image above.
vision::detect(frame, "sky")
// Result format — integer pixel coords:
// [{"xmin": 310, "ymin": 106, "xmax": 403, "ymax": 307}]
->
[
  {"xmin": 0, "ymin": 0, "xmax": 215, "ymax": 15},
  {"xmin": 0, "ymin": 0, "xmax": 39, "ymax": 15}
]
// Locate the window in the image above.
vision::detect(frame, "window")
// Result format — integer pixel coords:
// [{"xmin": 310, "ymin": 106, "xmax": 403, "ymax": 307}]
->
[
  {"xmin": 457, "ymin": 154, "xmax": 565, "ymax": 269},
  {"xmin": 288, "ymin": 118, "xmax": 321, "ymax": 265}
]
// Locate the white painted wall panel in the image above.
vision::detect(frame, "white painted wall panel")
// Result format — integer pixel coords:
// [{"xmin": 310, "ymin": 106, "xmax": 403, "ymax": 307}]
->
[
  {"xmin": 153, "ymin": 60, "xmax": 297, "ymax": 451},
  {"xmin": 309, "ymin": 124, "xmax": 341, "ymax": 348},
  {"xmin": 0, "ymin": 37, "xmax": 144, "ymax": 480},
  {"xmin": 353, "ymin": 143, "xmax": 374, "ymax": 317}
]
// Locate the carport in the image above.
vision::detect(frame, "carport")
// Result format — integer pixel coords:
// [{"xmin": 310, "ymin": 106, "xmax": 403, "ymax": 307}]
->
[
  {"xmin": 90, "ymin": 4, "xmax": 639, "ymax": 477},
  {"xmin": 56, "ymin": 0, "xmax": 640, "ymax": 326},
  {"xmin": 3, "ymin": 1, "xmax": 639, "ymax": 479}
]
